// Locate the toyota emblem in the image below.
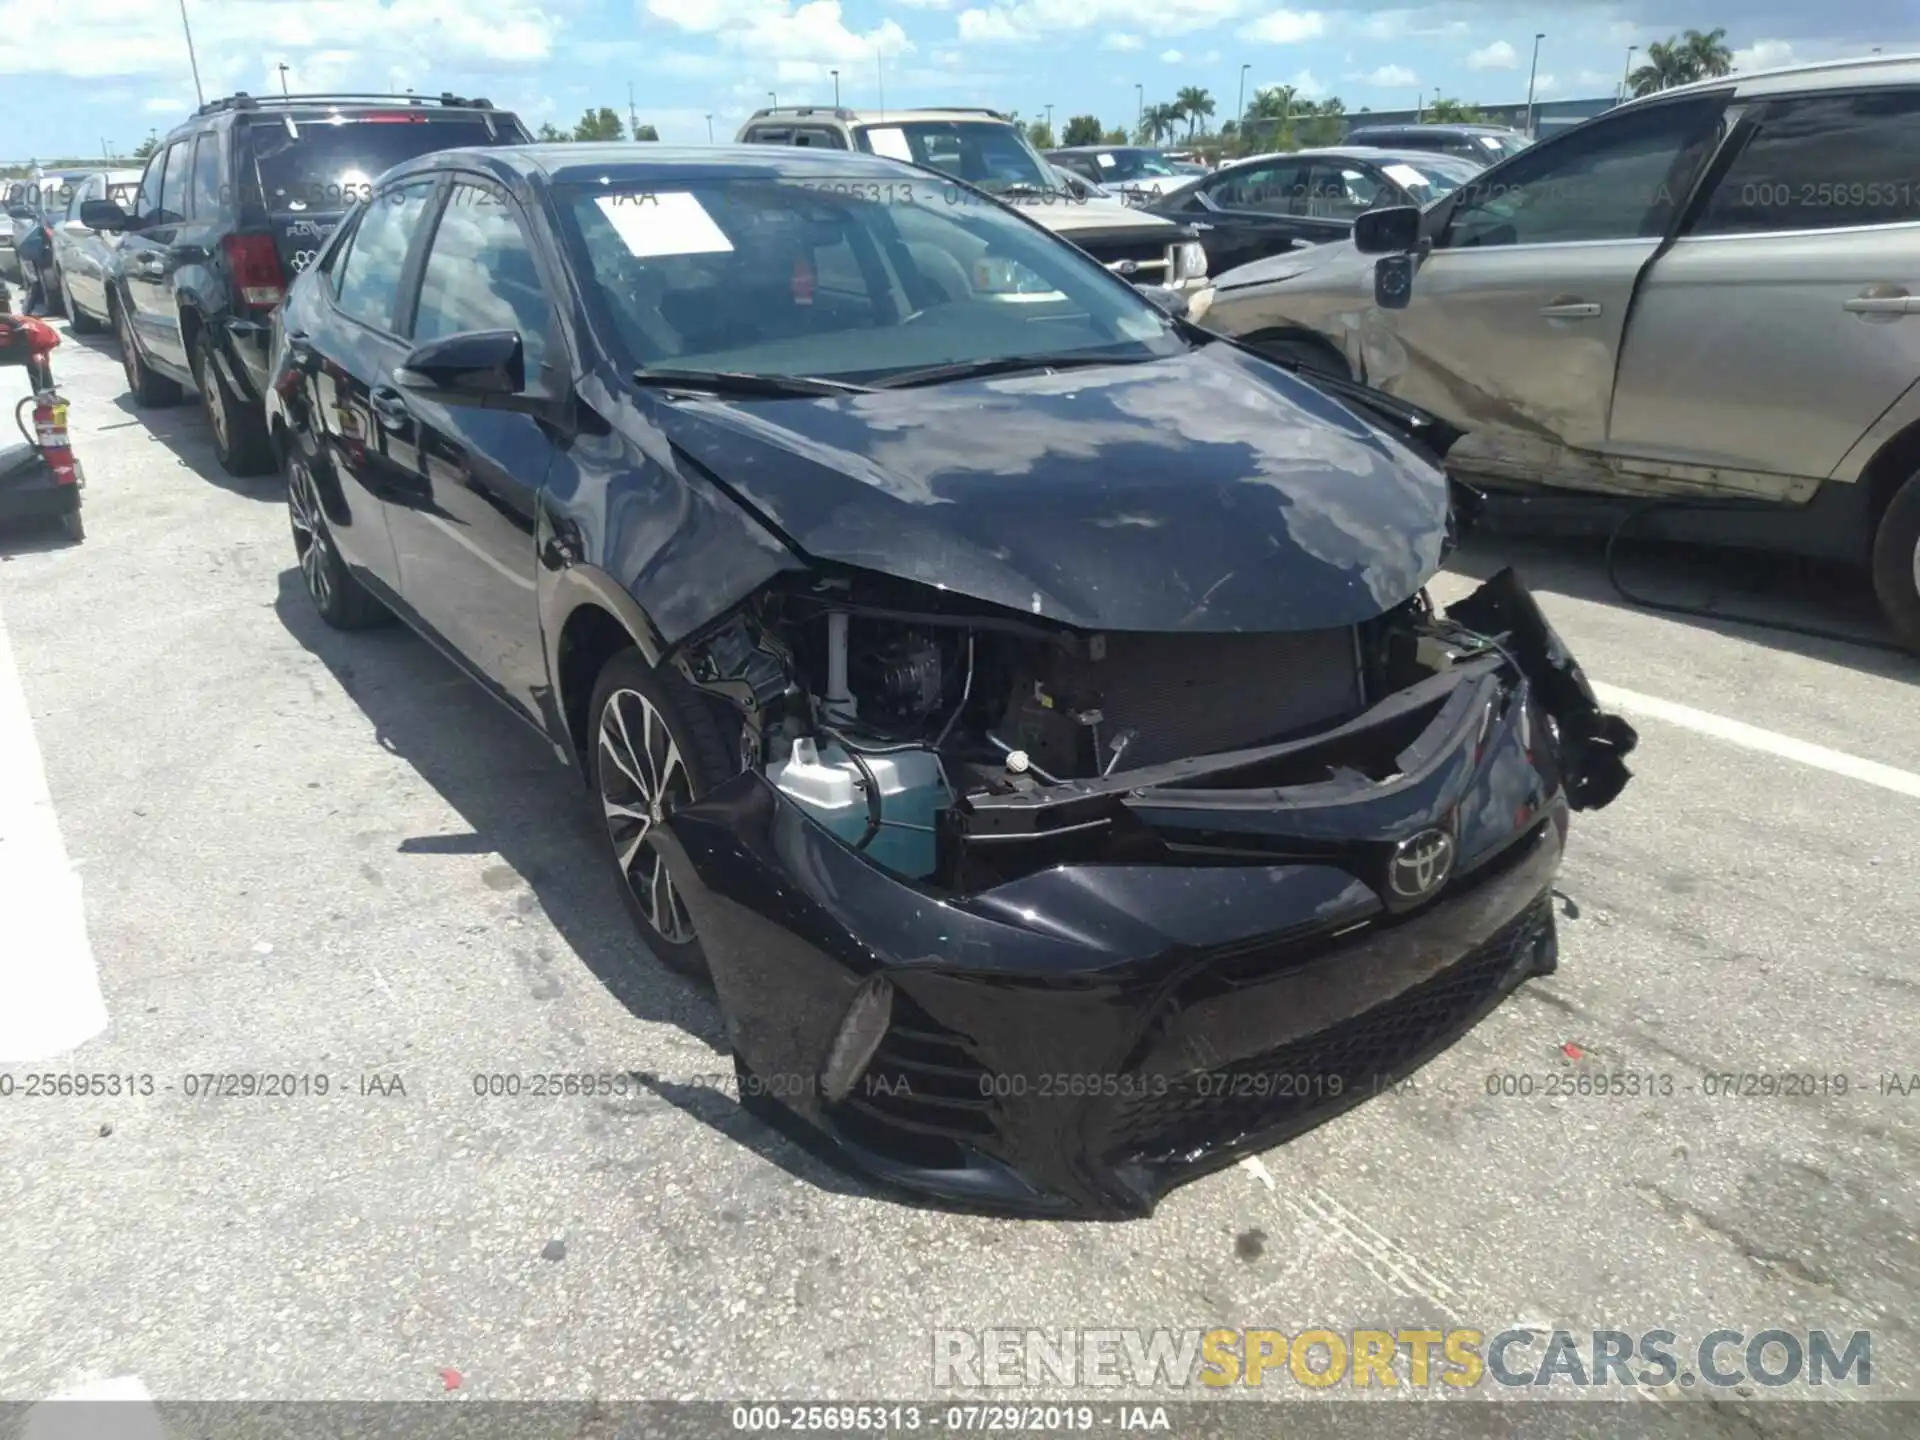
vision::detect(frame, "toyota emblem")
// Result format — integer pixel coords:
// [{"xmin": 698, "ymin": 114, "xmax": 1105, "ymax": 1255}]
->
[{"xmin": 1385, "ymin": 828, "xmax": 1455, "ymax": 909}]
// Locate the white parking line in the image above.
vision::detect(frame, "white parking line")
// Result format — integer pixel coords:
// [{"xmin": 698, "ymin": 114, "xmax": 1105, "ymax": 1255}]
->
[
  {"xmin": 1591, "ymin": 681, "xmax": 1920, "ymax": 801},
  {"xmin": 0, "ymin": 597, "xmax": 107, "ymax": 1062}
]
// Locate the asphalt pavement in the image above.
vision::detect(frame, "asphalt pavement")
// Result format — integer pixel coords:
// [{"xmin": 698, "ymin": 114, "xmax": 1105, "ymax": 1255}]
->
[{"xmin": 1, "ymin": 323, "xmax": 1916, "ymax": 1436}]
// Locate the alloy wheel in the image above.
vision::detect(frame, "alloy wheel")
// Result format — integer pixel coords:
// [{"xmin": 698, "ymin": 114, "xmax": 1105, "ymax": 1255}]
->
[
  {"xmin": 597, "ymin": 688, "xmax": 696, "ymax": 946},
  {"xmin": 287, "ymin": 458, "xmax": 333, "ymax": 610},
  {"xmin": 199, "ymin": 349, "xmax": 230, "ymax": 452}
]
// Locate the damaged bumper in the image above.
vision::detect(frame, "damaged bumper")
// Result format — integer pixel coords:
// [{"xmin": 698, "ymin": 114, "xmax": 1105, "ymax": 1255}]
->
[{"xmin": 659, "ymin": 570, "xmax": 1635, "ymax": 1219}]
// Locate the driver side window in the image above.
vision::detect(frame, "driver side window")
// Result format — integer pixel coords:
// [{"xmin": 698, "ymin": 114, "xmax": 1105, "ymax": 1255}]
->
[
  {"xmin": 1443, "ymin": 95, "xmax": 1726, "ymax": 248},
  {"xmin": 132, "ymin": 153, "xmax": 165, "ymax": 226},
  {"xmin": 1207, "ymin": 159, "xmax": 1307, "ymax": 213}
]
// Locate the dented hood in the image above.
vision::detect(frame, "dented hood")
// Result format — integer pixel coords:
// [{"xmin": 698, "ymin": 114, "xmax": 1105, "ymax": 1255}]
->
[{"xmin": 654, "ymin": 344, "xmax": 1451, "ymax": 633}]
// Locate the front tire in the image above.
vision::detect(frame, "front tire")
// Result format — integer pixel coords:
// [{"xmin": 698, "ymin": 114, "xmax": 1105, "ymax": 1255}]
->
[
  {"xmin": 114, "ymin": 296, "xmax": 181, "ymax": 407},
  {"xmin": 193, "ymin": 329, "xmax": 274, "ymax": 476},
  {"xmin": 286, "ymin": 449, "xmax": 389, "ymax": 630},
  {"xmin": 1870, "ymin": 469, "xmax": 1920, "ymax": 653},
  {"xmin": 587, "ymin": 648, "xmax": 736, "ymax": 980}
]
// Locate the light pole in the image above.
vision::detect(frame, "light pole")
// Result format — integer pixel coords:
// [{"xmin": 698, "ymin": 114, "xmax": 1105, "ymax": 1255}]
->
[
  {"xmin": 831, "ymin": 69, "xmax": 840, "ymax": 105},
  {"xmin": 768, "ymin": 89, "xmax": 777, "ymax": 108},
  {"xmin": 628, "ymin": 82, "xmax": 638, "ymax": 137},
  {"xmin": 1237, "ymin": 62, "xmax": 1249, "ymax": 134},
  {"xmin": 178, "ymin": 0, "xmax": 203, "ymax": 107},
  {"xmin": 705, "ymin": 113, "xmax": 713, "ymax": 142},
  {"xmin": 1045, "ymin": 102, "xmax": 1053, "ymax": 137},
  {"xmin": 1524, "ymin": 32, "xmax": 1544, "ymax": 136},
  {"xmin": 1135, "ymin": 82, "xmax": 1143, "ymax": 138},
  {"xmin": 1619, "ymin": 45, "xmax": 1636, "ymax": 103},
  {"xmin": 277, "ymin": 63, "xmax": 290, "ymax": 97}
]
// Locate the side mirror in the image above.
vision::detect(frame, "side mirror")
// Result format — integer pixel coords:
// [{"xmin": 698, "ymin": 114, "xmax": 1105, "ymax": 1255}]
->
[
  {"xmin": 1352, "ymin": 204, "xmax": 1421, "ymax": 255},
  {"xmin": 394, "ymin": 329, "xmax": 527, "ymax": 401},
  {"xmin": 79, "ymin": 199, "xmax": 128, "ymax": 232},
  {"xmin": 6, "ymin": 206, "xmax": 35, "ymax": 223},
  {"xmin": 1136, "ymin": 284, "xmax": 1190, "ymax": 321}
]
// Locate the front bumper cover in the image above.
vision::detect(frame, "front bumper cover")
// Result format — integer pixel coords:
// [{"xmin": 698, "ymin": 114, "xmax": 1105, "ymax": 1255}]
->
[{"xmin": 658, "ymin": 570, "xmax": 1634, "ymax": 1218}]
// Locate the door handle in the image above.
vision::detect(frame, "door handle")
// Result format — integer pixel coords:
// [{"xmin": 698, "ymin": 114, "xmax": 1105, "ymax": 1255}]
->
[
  {"xmin": 1539, "ymin": 300, "xmax": 1602, "ymax": 319},
  {"xmin": 1843, "ymin": 288, "xmax": 1915, "ymax": 317},
  {"xmin": 368, "ymin": 386, "xmax": 411, "ymax": 427}
]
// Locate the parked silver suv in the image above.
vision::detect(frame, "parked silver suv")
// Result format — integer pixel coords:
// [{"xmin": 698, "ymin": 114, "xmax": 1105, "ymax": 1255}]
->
[{"xmin": 1207, "ymin": 54, "xmax": 1920, "ymax": 649}]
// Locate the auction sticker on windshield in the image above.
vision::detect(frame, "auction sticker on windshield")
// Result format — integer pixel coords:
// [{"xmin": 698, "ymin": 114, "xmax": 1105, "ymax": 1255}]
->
[
  {"xmin": 865, "ymin": 127, "xmax": 914, "ymax": 161},
  {"xmin": 595, "ymin": 192, "xmax": 734, "ymax": 257},
  {"xmin": 1382, "ymin": 163, "xmax": 1428, "ymax": 189}
]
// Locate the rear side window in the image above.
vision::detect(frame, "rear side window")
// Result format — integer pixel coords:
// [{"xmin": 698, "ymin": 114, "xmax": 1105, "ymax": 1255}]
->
[
  {"xmin": 188, "ymin": 134, "xmax": 223, "ymax": 219},
  {"xmin": 132, "ymin": 155, "xmax": 163, "ymax": 223},
  {"xmin": 1690, "ymin": 89, "xmax": 1920, "ymax": 235},
  {"xmin": 333, "ymin": 180, "xmax": 435, "ymax": 331},
  {"xmin": 250, "ymin": 116, "xmax": 509, "ymax": 214},
  {"xmin": 156, "ymin": 141, "xmax": 193, "ymax": 224}
]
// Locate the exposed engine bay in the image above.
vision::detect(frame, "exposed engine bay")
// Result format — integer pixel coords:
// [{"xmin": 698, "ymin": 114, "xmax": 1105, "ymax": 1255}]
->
[{"xmin": 674, "ymin": 563, "xmax": 1637, "ymax": 896}]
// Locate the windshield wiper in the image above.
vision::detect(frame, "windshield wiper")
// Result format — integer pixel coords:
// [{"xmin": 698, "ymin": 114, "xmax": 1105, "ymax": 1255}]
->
[
  {"xmin": 632, "ymin": 368, "xmax": 874, "ymax": 397},
  {"xmin": 870, "ymin": 351, "xmax": 1152, "ymax": 390}
]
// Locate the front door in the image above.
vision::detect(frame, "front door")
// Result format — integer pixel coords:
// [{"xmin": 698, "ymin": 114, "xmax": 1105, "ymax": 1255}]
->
[
  {"xmin": 384, "ymin": 178, "xmax": 558, "ymax": 725},
  {"xmin": 1374, "ymin": 94, "xmax": 1729, "ymax": 483}
]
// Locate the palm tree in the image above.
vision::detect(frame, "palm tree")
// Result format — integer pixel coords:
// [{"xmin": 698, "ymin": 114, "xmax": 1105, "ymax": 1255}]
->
[
  {"xmin": 1140, "ymin": 102, "xmax": 1181, "ymax": 144},
  {"xmin": 1175, "ymin": 85, "xmax": 1214, "ymax": 139},
  {"xmin": 1682, "ymin": 27, "xmax": 1733, "ymax": 78},
  {"xmin": 1629, "ymin": 37, "xmax": 1696, "ymax": 95}
]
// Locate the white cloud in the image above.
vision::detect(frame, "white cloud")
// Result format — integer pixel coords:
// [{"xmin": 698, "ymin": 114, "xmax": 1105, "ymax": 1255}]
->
[
  {"xmin": 1358, "ymin": 10, "xmax": 1465, "ymax": 40},
  {"xmin": 1201, "ymin": 48, "xmax": 1220, "ymax": 62},
  {"xmin": 1465, "ymin": 40, "xmax": 1517, "ymax": 70},
  {"xmin": 887, "ymin": 0, "xmax": 952, "ymax": 8},
  {"xmin": 1288, "ymin": 67, "xmax": 1325, "ymax": 97},
  {"xmin": 1102, "ymin": 32, "xmax": 1144, "ymax": 50},
  {"xmin": 648, "ymin": 0, "xmax": 910, "ymax": 66},
  {"xmin": 1732, "ymin": 39, "xmax": 1797, "ymax": 71},
  {"xmin": 1239, "ymin": 8, "xmax": 1325, "ymax": 44},
  {"xmin": 1530, "ymin": 72, "xmax": 1557, "ymax": 96},
  {"xmin": 959, "ymin": 0, "xmax": 1259, "ymax": 43},
  {"xmin": 1363, "ymin": 63, "xmax": 1418, "ymax": 87},
  {"xmin": 0, "ymin": 0, "xmax": 561, "ymax": 80},
  {"xmin": 1575, "ymin": 68, "xmax": 1615, "ymax": 91},
  {"xmin": 1160, "ymin": 48, "xmax": 1182, "ymax": 62}
]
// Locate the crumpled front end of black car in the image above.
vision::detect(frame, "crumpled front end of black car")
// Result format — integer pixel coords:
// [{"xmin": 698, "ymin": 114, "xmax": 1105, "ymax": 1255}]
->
[{"xmin": 652, "ymin": 560, "xmax": 1636, "ymax": 1219}]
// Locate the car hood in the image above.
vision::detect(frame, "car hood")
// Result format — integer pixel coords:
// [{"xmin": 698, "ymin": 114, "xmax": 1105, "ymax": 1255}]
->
[
  {"xmin": 651, "ymin": 344, "xmax": 1450, "ymax": 633},
  {"xmin": 1012, "ymin": 197, "xmax": 1180, "ymax": 235},
  {"xmin": 1217, "ymin": 236, "xmax": 1373, "ymax": 293}
]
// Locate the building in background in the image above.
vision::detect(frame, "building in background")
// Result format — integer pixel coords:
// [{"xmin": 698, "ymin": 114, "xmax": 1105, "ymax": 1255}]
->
[{"xmin": 1340, "ymin": 95, "xmax": 1618, "ymax": 140}]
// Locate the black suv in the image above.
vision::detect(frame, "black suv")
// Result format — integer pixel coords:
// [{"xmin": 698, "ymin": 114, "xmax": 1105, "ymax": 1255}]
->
[{"xmin": 81, "ymin": 91, "xmax": 530, "ymax": 474}]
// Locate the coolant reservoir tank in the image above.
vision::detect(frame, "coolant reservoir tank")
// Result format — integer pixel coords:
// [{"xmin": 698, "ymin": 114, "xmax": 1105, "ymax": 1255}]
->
[{"xmin": 766, "ymin": 738, "xmax": 947, "ymax": 879}]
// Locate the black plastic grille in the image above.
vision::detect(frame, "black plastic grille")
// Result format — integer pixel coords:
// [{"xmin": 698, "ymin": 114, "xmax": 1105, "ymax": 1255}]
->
[
  {"xmin": 1103, "ymin": 897, "xmax": 1552, "ymax": 1164},
  {"xmin": 1075, "ymin": 236, "xmax": 1172, "ymax": 269},
  {"xmin": 833, "ymin": 993, "xmax": 995, "ymax": 1168}
]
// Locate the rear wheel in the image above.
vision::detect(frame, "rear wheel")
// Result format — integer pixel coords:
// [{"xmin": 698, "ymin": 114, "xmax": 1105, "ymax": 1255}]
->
[
  {"xmin": 61, "ymin": 272, "xmax": 101, "ymax": 334},
  {"xmin": 193, "ymin": 329, "xmax": 274, "ymax": 476},
  {"xmin": 1870, "ymin": 468, "xmax": 1920, "ymax": 653},
  {"xmin": 286, "ymin": 449, "xmax": 389, "ymax": 630},
  {"xmin": 114, "ymin": 296, "xmax": 181, "ymax": 407},
  {"xmin": 59, "ymin": 508, "xmax": 83, "ymax": 543},
  {"xmin": 587, "ymin": 647, "xmax": 736, "ymax": 980}
]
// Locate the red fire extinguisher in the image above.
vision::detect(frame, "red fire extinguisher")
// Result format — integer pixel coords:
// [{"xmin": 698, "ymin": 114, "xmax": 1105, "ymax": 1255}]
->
[{"xmin": 2, "ymin": 314, "xmax": 78, "ymax": 486}]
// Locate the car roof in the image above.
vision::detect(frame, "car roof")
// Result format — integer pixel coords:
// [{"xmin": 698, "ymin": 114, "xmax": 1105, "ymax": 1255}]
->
[
  {"xmin": 1226, "ymin": 145, "xmax": 1482, "ymax": 167},
  {"xmin": 1348, "ymin": 123, "xmax": 1520, "ymax": 136},
  {"xmin": 1049, "ymin": 145, "xmax": 1159, "ymax": 154},
  {"xmin": 1611, "ymin": 49, "xmax": 1920, "ymax": 105},
  {"xmin": 399, "ymin": 143, "xmax": 923, "ymax": 188},
  {"xmin": 742, "ymin": 107, "xmax": 1015, "ymax": 127}
]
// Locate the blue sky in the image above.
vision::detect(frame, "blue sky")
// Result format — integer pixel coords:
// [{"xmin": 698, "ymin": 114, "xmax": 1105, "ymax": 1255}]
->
[{"xmin": 0, "ymin": 0, "xmax": 1910, "ymax": 157}]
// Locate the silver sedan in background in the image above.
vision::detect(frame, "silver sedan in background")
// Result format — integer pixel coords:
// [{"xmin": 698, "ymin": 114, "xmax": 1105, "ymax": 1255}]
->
[{"xmin": 48, "ymin": 168, "xmax": 142, "ymax": 332}]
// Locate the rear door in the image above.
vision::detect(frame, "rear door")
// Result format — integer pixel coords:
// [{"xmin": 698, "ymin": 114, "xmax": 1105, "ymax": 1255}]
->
[
  {"xmin": 120, "ymin": 140, "xmax": 192, "ymax": 367},
  {"xmin": 1369, "ymin": 94, "xmax": 1729, "ymax": 480},
  {"xmin": 1607, "ymin": 85, "xmax": 1920, "ymax": 482},
  {"xmin": 383, "ymin": 177, "xmax": 559, "ymax": 722},
  {"xmin": 301, "ymin": 177, "xmax": 442, "ymax": 593},
  {"xmin": 244, "ymin": 111, "xmax": 521, "ymax": 286}
]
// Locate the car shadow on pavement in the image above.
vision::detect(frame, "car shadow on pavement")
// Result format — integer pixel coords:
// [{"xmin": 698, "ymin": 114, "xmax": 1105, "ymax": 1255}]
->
[
  {"xmin": 104, "ymin": 390, "xmax": 283, "ymax": 503},
  {"xmin": 269, "ymin": 566, "xmax": 901, "ymax": 1206},
  {"xmin": 1447, "ymin": 531, "xmax": 1919, "ymax": 684}
]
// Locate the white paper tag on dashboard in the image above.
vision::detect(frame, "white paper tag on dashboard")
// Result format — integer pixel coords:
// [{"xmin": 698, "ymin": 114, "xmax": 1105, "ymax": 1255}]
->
[{"xmin": 595, "ymin": 192, "xmax": 734, "ymax": 257}]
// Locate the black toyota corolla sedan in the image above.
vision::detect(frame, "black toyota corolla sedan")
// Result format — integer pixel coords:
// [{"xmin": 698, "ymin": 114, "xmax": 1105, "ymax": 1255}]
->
[{"xmin": 265, "ymin": 143, "xmax": 1637, "ymax": 1219}]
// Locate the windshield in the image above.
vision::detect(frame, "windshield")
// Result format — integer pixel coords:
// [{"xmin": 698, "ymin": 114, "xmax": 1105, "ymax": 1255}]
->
[
  {"xmin": 556, "ymin": 177, "xmax": 1183, "ymax": 384},
  {"xmin": 1378, "ymin": 154, "xmax": 1485, "ymax": 202},
  {"xmin": 1097, "ymin": 151, "xmax": 1182, "ymax": 181},
  {"xmin": 1479, "ymin": 133, "xmax": 1533, "ymax": 159},
  {"xmin": 250, "ymin": 115, "xmax": 510, "ymax": 212},
  {"xmin": 851, "ymin": 121, "xmax": 1056, "ymax": 195}
]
